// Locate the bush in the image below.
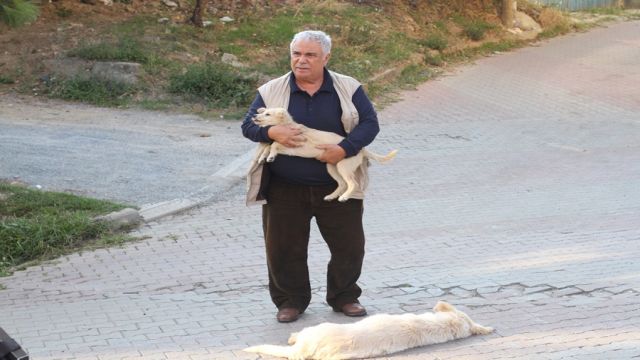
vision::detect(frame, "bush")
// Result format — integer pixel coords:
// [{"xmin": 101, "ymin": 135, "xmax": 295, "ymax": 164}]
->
[
  {"xmin": 538, "ymin": 7, "xmax": 571, "ymax": 34},
  {"xmin": 168, "ymin": 62, "xmax": 257, "ymax": 107},
  {"xmin": 0, "ymin": 0, "xmax": 38, "ymax": 27},
  {"xmin": 424, "ymin": 52, "xmax": 444, "ymax": 66},
  {"xmin": 422, "ymin": 34, "xmax": 448, "ymax": 51},
  {"xmin": 463, "ymin": 20, "xmax": 492, "ymax": 41},
  {"xmin": 0, "ymin": 74, "xmax": 15, "ymax": 84}
]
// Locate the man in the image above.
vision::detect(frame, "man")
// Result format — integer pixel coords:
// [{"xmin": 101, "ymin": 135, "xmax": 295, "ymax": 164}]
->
[{"xmin": 241, "ymin": 30, "xmax": 380, "ymax": 323}]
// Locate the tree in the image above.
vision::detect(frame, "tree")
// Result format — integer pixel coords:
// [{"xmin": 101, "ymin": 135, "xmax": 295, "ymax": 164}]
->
[
  {"xmin": 190, "ymin": 0, "xmax": 208, "ymax": 27},
  {"xmin": 0, "ymin": 0, "xmax": 38, "ymax": 28},
  {"xmin": 501, "ymin": 0, "xmax": 515, "ymax": 28}
]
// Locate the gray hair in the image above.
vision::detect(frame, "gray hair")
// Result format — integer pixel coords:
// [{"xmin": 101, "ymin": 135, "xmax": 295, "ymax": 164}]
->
[{"xmin": 290, "ymin": 30, "xmax": 332, "ymax": 55}]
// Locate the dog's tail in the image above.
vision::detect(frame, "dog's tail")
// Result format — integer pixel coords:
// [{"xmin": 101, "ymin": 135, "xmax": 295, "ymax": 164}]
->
[
  {"xmin": 364, "ymin": 149, "xmax": 398, "ymax": 164},
  {"xmin": 244, "ymin": 344, "xmax": 295, "ymax": 359}
]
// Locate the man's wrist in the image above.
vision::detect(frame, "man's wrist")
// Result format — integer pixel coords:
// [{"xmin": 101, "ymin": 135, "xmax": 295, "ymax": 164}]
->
[{"xmin": 262, "ymin": 125, "xmax": 274, "ymax": 142}]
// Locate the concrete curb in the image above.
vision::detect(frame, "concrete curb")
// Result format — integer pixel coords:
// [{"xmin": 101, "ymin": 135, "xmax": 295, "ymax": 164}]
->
[
  {"xmin": 137, "ymin": 148, "xmax": 254, "ymax": 223},
  {"xmin": 96, "ymin": 148, "xmax": 254, "ymax": 227}
]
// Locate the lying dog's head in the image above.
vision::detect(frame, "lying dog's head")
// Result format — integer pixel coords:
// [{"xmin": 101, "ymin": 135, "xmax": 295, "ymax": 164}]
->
[
  {"xmin": 252, "ymin": 107, "xmax": 294, "ymax": 127},
  {"xmin": 433, "ymin": 300, "xmax": 494, "ymax": 335}
]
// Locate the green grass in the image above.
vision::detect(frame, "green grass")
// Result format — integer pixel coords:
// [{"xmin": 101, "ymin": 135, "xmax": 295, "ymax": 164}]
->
[
  {"xmin": 0, "ymin": 184, "xmax": 130, "ymax": 276},
  {"xmin": 47, "ymin": 77, "xmax": 136, "ymax": 107}
]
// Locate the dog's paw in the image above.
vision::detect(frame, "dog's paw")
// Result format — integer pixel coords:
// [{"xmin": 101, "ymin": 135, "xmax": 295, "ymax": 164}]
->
[
  {"xmin": 324, "ymin": 195, "xmax": 337, "ymax": 201},
  {"xmin": 266, "ymin": 156, "xmax": 276, "ymax": 162},
  {"xmin": 338, "ymin": 196, "xmax": 349, "ymax": 202}
]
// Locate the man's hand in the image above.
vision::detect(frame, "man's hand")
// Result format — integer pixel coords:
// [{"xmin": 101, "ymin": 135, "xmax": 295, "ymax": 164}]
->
[
  {"xmin": 316, "ymin": 144, "xmax": 346, "ymax": 165},
  {"xmin": 268, "ymin": 125, "xmax": 306, "ymax": 148}
]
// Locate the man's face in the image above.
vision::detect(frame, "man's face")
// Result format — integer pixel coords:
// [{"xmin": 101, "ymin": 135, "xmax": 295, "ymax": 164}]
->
[{"xmin": 290, "ymin": 39, "xmax": 330, "ymax": 83}]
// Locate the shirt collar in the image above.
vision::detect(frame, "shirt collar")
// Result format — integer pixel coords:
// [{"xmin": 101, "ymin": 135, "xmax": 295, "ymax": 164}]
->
[{"xmin": 289, "ymin": 68, "xmax": 334, "ymax": 94}]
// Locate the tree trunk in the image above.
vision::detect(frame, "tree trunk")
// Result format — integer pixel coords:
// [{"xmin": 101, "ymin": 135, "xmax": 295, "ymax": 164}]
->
[
  {"xmin": 501, "ymin": 0, "xmax": 515, "ymax": 28},
  {"xmin": 190, "ymin": 0, "xmax": 207, "ymax": 27}
]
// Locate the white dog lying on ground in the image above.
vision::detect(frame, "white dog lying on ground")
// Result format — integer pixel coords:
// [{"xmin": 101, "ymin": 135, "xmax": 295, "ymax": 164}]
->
[
  {"xmin": 252, "ymin": 107, "xmax": 397, "ymax": 202},
  {"xmin": 244, "ymin": 301, "xmax": 493, "ymax": 360}
]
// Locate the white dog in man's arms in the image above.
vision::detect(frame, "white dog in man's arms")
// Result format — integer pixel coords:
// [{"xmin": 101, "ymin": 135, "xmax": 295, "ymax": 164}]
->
[
  {"xmin": 244, "ymin": 300, "xmax": 494, "ymax": 360},
  {"xmin": 252, "ymin": 107, "xmax": 397, "ymax": 202}
]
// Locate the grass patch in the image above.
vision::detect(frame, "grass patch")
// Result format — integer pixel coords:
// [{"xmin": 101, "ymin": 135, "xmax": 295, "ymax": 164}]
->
[
  {"xmin": 0, "ymin": 183, "xmax": 130, "ymax": 276},
  {"xmin": 68, "ymin": 38, "xmax": 151, "ymax": 64},
  {"xmin": 585, "ymin": 7, "xmax": 624, "ymax": 15},
  {"xmin": 424, "ymin": 52, "xmax": 444, "ymax": 66},
  {"xmin": 137, "ymin": 99, "xmax": 172, "ymax": 111},
  {"xmin": 55, "ymin": 6, "xmax": 72, "ymax": 18},
  {"xmin": 0, "ymin": 74, "xmax": 15, "ymax": 84},
  {"xmin": 454, "ymin": 16, "xmax": 495, "ymax": 41},
  {"xmin": 421, "ymin": 33, "xmax": 448, "ymax": 51},
  {"xmin": 168, "ymin": 62, "xmax": 257, "ymax": 107},
  {"xmin": 442, "ymin": 38, "xmax": 524, "ymax": 64},
  {"xmin": 47, "ymin": 77, "xmax": 136, "ymax": 107}
]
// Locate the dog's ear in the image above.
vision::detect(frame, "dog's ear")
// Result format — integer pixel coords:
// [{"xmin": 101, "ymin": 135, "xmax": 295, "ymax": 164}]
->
[
  {"xmin": 257, "ymin": 107, "xmax": 266, "ymax": 114},
  {"xmin": 433, "ymin": 301, "xmax": 455, "ymax": 312}
]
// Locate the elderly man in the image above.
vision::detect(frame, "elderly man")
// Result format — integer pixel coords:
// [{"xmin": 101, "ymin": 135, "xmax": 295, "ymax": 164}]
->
[{"xmin": 242, "ymin": 30, "xmax": 380, "ymax": 323}]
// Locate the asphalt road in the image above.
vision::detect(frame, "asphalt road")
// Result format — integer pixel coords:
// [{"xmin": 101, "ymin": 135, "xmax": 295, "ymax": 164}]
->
[{"xmin": 0, "ymin": 97, "xmax": 253, "ymax": 206}]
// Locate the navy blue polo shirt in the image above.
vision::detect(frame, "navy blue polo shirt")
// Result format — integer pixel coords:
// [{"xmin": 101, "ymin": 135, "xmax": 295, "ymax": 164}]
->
[{"xmin": 241, "ymin": 68, "xmax": 379, "ymax": 186}]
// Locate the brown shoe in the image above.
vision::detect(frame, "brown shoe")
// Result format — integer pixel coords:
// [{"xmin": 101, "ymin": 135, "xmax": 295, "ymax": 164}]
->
[
  {"xmin": 340, "ymin": 303, "xmax": 367, "ymax": 317},
  {"xmin": 276, "ymin": 307, "xmax": 301, "ymax": 323}
]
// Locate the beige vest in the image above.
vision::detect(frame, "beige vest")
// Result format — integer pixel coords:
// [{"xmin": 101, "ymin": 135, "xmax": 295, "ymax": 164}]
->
[{"xmin": 245, "ymin": 70, "xmax": 370, "ymax": 205}]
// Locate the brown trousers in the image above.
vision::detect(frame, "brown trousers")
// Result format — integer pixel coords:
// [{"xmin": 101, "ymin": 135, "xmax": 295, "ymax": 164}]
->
[{"xmin": 262, "ymin": 179, "xmax": 365, "ymax": 312}]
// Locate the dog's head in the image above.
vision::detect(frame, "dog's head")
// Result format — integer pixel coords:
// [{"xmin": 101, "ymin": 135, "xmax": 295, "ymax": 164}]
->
[
  {"xmin": 252, "ymin": 107, "xmax": 293, "ymax": 127},
  {"xmin": 433, "ymin": 300, "xmax": 494, "ymax": 335}
]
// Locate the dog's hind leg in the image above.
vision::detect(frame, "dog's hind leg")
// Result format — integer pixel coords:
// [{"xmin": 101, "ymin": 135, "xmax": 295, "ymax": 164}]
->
[
  {"xmin": 336, "ymin": 158, "xmax": 361, "ymax": 202},
  {"xmin": 336, "ymin": 170, "xmax": 357, "ymax": 202},
  {"xmin": 324, "ymin": 164, "xmax": 347, "ymax": 201}
]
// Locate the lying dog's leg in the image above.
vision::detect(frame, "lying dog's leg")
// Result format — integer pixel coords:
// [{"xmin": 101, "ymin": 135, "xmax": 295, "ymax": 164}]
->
[{"xmin": 324, "ymin": 164, "xmax": 347, "ymax": 201}]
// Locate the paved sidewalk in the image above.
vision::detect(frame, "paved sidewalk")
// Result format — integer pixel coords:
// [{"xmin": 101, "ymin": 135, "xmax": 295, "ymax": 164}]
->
[{"xmin": 2, "ymin": 20, "xmax": 639, "ymax": 359}]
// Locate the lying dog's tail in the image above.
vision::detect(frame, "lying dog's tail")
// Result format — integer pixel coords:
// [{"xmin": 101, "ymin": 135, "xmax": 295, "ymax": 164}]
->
[
  {"xmin": 364, "ymin": 149, "xmax": 398, "ymax": 164},
  {"xmin": 244, "ymin": 344, "xmax": 295, "ymax": 359}
]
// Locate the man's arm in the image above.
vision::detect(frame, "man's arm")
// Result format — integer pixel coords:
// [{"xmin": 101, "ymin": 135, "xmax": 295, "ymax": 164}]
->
[
  {"xmin": 241, "ymin": 93, "xmax": 271, "ymax": 143},
  {"xmin": 317, "ymin": 86, "xmax": 380, "ymax": 164},
  {"xmin": 339, "ymin": 86, "xmax": 381, "ymax": 156}
]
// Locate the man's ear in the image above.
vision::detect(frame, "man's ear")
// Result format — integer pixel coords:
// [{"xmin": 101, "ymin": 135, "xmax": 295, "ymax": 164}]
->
[
  {"xmin": 257, "ymin": 107, "xmax": 266, "ymax": 114},
  {"xmin": 323, "ymin": 52, "xmax": 331, "ymax": 66}
]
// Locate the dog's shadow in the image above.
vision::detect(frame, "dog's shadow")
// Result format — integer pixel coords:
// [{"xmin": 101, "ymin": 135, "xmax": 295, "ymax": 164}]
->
[{"xmin": 386, "ymin": 332, "xmax": 493, "ymax": 359}]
